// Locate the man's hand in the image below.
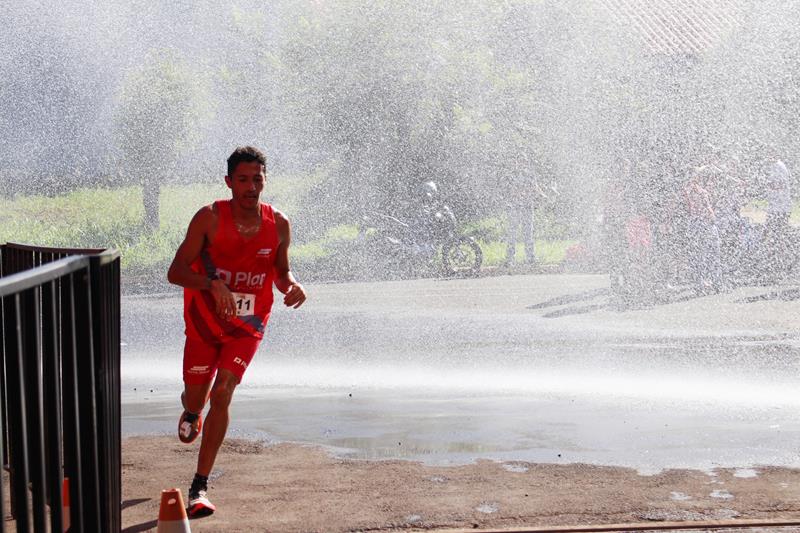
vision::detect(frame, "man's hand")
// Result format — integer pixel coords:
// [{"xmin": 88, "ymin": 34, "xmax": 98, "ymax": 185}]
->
[
  {"xmin": 209, "ymin": 279, "xmax": 236, "ymax": 320},
  {"xmin": 283, "ymin": 283, "xmax": 307, "ymax": 309}
]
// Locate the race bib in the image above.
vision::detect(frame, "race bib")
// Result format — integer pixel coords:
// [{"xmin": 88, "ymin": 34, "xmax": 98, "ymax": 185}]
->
[{"xmin": 232, "ymin": 292, "xmax": 256, "ymax": 316}]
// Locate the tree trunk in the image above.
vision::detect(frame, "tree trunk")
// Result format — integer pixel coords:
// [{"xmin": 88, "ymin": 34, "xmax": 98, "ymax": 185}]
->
[{"xmin": 143, "ymin": 181, "xmax": 160, "ymax": 231}]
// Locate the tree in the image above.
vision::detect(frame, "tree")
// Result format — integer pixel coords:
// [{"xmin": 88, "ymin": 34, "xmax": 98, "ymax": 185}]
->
[
  {"xmin": 278, "ymin": 2, "xmax": 514, "ymax": 230},
  {"xmin": 116, "ymin": 50, "xmax": 211, "ymax": 230}
]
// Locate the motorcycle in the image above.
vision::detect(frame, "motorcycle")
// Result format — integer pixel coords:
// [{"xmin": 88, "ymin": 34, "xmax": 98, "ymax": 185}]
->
[{"xmin": 358, "ymin": 204, "xmax": 483, "ymax": 278}]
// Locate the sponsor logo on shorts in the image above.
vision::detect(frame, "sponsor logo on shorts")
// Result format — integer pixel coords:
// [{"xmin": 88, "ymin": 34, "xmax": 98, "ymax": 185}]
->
[
  {"xmin": 189, "ymin": 365, "xmax": 210, "ymax": 374},
  {"xmin": 233, "ymin": 357, "xmax": 248, "ymax": 369},
  {"xmin": 256, "ymin": 248, "xmax": 272, "ymax": 256}
]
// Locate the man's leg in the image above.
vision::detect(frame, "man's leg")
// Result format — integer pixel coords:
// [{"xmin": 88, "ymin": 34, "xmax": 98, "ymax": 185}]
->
[
  {"xmin": 186, "ymin": 336, "xmax": 260, "ymax": 517},
  {"xmin": 505, "ymin": 208, "xmax": 520, "ymax": 265},
  {"xmin": 523, "ymin": 204, "xmax": 536, "ymax": 264},
  {"xmin": 180, "ymin": 338, "xmax": 218, "ymax": 443},
  {"xmin": 185, "ymin": 368, "xmax": 238, "ymax": 518},
  {"xmin": 195, "ymin": 335, "xmax": 259, "ymax": 475},
  {"xmin": 196, "ymin": 368, "xmax": 238, "ymax": 477},
  {"xmin": 708, "ymin": 224, "xmax": 722, "ymax": 290},
  {"xmin": 687, "ymin": 220, "xmax": 703, "ymax": 291},
  {"xmin": 183, "ymin": 382, "xmax": 213, "ymax": 415}
]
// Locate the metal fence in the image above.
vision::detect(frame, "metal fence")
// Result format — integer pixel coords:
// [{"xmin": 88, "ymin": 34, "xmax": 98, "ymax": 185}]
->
[{"xmin": 0, "ymin": 242, "xmax": 121, "ymax": 532}]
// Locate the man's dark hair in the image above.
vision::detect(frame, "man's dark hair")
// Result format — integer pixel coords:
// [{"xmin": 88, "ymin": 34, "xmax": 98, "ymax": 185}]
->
[{"xmin": 227, "ymin": 146, "xmax": 267, "ymax": 176}]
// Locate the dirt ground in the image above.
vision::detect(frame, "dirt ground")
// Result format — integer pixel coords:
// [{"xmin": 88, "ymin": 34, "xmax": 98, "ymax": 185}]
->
[{"xmin": 120, "ymin": 436, "xmax": 800, "ymax": 533}]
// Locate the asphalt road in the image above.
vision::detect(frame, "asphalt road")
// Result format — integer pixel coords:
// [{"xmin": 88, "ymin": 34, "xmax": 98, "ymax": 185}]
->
[{"xmin": 121, "ymin": 273, "xmax": 800, "ymax": 472}]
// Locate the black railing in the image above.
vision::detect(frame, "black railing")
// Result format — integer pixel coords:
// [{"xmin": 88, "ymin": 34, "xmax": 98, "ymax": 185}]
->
[{"xmin": 0, "ymin": 243, "xmax": 121, "ymax": 533}]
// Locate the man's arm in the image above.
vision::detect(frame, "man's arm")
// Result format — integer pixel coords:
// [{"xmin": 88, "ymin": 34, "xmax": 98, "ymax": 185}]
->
[
  {"xmin": 167, "ymin": 206, "xmax": 236, "ymax": 318},
  {"xmin": 273, "ymin": 211, "xmax": 307, "ymax": 309}
]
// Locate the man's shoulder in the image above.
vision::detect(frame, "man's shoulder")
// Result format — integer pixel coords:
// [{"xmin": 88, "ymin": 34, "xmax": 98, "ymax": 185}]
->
[
  {"xmin": 271, "ymin": 207, "xmax": 289, "ymax": 224},
  {"xmin": 269, "ymin": 207, "xmax": 291, "ymax": 240},
  {"xmin": 199, "ymin": 203, "xmax": 219, "ymax": 217},
  {"xmin": 190, "ymin": 204, "xmax": 219, "ymax": 228}
]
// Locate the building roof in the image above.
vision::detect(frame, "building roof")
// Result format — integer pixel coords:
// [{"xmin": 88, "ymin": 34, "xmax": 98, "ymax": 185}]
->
[{"xmin": 597, "ymin": 0, "xmax": 744, "ymax": 56}]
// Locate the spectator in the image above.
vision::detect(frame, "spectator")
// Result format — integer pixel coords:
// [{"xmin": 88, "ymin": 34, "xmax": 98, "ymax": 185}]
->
[
  {"xmin": 713, "ymin": 154, "xmax": 746, "ymax": 281},
  {"xmin": 624, "ymin": 210, "xmax": 653, "ymax": 304},
  {"xmin": 651, "ymin": 185, "xmax": 684, "ymax": 295},
  {"xmin": 503, "ymin": 174, "xmax": 548, "ymax": 267},
  {"xmin": 601, "ymin": 172, "xmax": 629, "ymax": 301},
  {"xmin": 764, "ymin": 150, "xmax": 793, "ymax": 246},
  {"xmin": 684, "ymin": 166, "xmax": 722, "ymax": 294}
]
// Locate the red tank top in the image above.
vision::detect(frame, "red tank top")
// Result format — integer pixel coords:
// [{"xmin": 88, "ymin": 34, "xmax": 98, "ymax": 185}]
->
[{"xmin": 183, "ymin": 200, "xmax": 280, "ymax": 342}]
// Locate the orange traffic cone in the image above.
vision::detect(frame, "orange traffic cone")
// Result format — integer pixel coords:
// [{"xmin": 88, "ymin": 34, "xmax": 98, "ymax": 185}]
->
[
  {"xmin": 157, "ymin": 488, "xmax": 191, "ymax": 533},
  {"xmin": 62, "ymin": 477, "xmax": 70, "ymax": 533}
]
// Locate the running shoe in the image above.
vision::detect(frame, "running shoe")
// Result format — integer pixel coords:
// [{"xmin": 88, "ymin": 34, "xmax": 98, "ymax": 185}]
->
[
  {"xmin": 187, "ymin": 488, "xmax": 216, "ymax": 518},
  {"xmin": 178, "ymin": 393, "xmax": 202, "ymax": 444}
]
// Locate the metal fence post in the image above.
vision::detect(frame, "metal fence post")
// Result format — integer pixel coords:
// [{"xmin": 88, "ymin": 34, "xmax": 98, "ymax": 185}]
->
[
  {"xmin": 73, "ymin": 268, "xmax": 102, "ymax": 532},
  {"xmin": 5, "ymin": 293, "xmax": 31, "ymax": 533},
  {"xmin": 42, "ymin": 279, "xmax": 65, "ymax": 533},
  {"xmin": 21, "ymin": 286, "xmax": 47, "ymax": 532},
  {"xmin": 90, "ymin": 255, "xmax": 122, "ymax": 531},
  {"xmin": 61, "ymin": 272, "xmax": 86, "ymax": 533}
]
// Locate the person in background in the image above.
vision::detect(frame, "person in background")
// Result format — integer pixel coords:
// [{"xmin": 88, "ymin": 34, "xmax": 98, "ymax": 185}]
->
[
  {"xmin": 503, "ymin": 174, "xmax": 538, "ymax": 268},
  {"xmin": 764, "ymin": 148, "xmax": 794, "ymax": 258},
  {"xmin": 684, "ymin": 165, "xmax": 722, "ymax": 294},
  {"xmin": 651, "ymin": 182, "xmax": 684, "ymax": 298},
  {"xmin": 601, "ymin": 171, "xmax": 629, "ymax": 303},
  {"xmin": 713, "ymin": 153, "xmax": 746, "ymax": 284}
]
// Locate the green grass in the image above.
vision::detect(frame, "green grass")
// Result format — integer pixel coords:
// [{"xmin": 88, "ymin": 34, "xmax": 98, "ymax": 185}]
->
[
  {"xmin": 479, "ymin": 239, "xmax": 577, "ymax": 266},
  {"xmin": 293, "ymin": 224, "xmax": 359, "ymax": 261},
  {"xmin": 2, "ymin": 182, "xmax": 575, "ymax": 279},
  {"xmin": 0, "ymin": 174, "xmax": 311, "ymax": 274},
  {"xmin": 462, "ymin": 214, "xmax": 575, "ymax": 266},
  {"xmin": 0, "ymin": 187, "xmax": 144, "ymax": 252}
]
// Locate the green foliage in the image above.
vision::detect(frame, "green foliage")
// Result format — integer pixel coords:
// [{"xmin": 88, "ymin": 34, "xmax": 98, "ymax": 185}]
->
[
  {"xmin": 279, "ymin": 2, "xmax": 547, "ymax": 223},
  {"xmin": 0, "ymin": 187, "xmax": 144, "ymax": 250},
  {"xmin": 293, "ymin": 224, "xmax": 360, "ymax": 261},
  {"xmin": 461, "ymin": 217, "xmax": 506, "ymax": 242},
  {"xmin": 1, "ymin": 184, "xmax": 579, "ymax": 285},
  {"xmin": 0, "ymin": 179, "xmax": 301, "ymax": 274},
  {"xmin": 116, "ymin": 50, "xmax": 213, "ymax": 181},
  {"xmin": 115, "ymin": 49, "xmax": 216, "ymax": 229}
]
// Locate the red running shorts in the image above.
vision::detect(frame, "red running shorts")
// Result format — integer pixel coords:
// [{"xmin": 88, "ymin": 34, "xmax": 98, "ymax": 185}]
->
[{"xmin": 183, "ymin": 336, "xmax": 261, "ymax": 385}]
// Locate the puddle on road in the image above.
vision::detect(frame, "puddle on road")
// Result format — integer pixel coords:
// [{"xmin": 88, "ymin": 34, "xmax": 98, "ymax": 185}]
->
[
  {"xmin": 476, "ymin": 502, "xmax": 499, "ymax": 514},
  {"xmin": 710, "ymin": 489, "xmax": 734, "ymax": 499}
]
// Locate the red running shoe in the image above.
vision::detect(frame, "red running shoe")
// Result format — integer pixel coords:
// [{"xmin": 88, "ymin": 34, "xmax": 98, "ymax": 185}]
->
[
  {"xmin": 178, "ymin": 393, "xmax": 202, "ymax": 444},
  {"xmin": 187, "ymin": 488, "xmax": 216, "ymax": 518}
]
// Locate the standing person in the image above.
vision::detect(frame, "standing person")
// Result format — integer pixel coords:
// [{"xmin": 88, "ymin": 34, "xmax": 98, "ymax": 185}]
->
[
  {"xmin": 713, "ymin": 154, "xmax": 746, "ymax": 282},
  {"xmin": 503, "ymin": 174, "xmax": 548, "ymax": 267},
  {"xmin": 650, "ymin": 166, "xmax": 686, "ymax": 298},
  {"xmin": 764, "ymin": 150, "xmax": 794, "ymax": 249},
  {"xmin": 504, "ymin": 194, "xmax": 536, "ymax": 266},
  {"xmin": 601, "ymin": 172, "xmax": 629, "ymax": 304},
  {"xmin": 166, "ymin": 146, "xmax": 307, "ymax": 517},
  {"xmin": 624, "ymin": 209, "xmax": 653, "ymax": 305},
  {"xmin": 684, "ymin": 165, "xmax": 722, "ymax": 294}
]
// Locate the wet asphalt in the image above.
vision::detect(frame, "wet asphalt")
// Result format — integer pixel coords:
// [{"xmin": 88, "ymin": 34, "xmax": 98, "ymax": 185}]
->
[{"xmin": 121, "ymin": 273, "xmax": 800, "ymax": 472}]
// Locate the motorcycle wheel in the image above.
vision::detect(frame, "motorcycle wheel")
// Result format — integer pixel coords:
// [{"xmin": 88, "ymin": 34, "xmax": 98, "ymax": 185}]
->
[{"xmin": 441, "ymin": 237, "xmax": 483, "ymax": 277}]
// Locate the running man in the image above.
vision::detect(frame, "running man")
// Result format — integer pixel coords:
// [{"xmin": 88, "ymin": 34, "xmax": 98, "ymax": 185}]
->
[{"xmin": 167, "ymin": 146, "xmax": 307, "ymax": 517}]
